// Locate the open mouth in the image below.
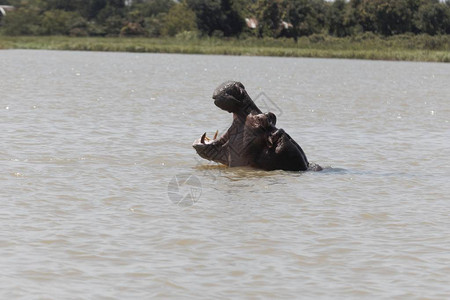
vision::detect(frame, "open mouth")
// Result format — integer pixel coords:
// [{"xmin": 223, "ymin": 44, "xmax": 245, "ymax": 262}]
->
[
  {"xmin": 193, "ymin": 125, "xmax": 231, "ymax": 167},
  {"xmin": 199, "ymin": 130, "xmax": 219, "ymax": 145}
]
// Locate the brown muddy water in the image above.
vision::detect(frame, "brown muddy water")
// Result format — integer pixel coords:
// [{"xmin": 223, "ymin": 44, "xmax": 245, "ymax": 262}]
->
[{"xmin": 1, "ymin": 50, "xmax": 450, "ymax": 299}]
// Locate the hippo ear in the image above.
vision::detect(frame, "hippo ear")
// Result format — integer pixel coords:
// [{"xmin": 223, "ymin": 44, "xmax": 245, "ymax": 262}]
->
[{"xmin": 266, "ymin": 112, "xmax": 277, "ymax": 126}]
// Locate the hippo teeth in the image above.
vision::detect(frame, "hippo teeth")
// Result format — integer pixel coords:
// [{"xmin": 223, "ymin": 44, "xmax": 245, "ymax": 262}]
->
[{"xmin": 200, "ymin": 131, "xmax": 219, "ymax": 144}]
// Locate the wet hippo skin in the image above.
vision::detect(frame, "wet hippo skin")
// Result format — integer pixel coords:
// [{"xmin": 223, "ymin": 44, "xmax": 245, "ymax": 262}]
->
[{"xmin": 193, "ymin": 81, "xmax": 321, "ymax": 171}]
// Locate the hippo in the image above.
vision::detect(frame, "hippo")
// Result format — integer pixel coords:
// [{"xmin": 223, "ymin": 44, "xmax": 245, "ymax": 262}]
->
[{"xmin": 193, "ymin": 81, "xmax": 321, "ymax": 171}]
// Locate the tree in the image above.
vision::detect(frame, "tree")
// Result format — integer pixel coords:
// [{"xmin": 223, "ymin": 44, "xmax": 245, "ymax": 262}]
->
[
  {"xmin": 348, "ymin": 0, "xmax": 417, "ymax": 35},
  {"xmin": 187, "ymin": 0, "xmax": 245, "ymax": 36},
  {"xmin": 125, "ymin": 0, "xmax": 174, "ymax": 37},
  {"xmin": 162, "ymin": 2, "xmax": 197, "ymax": 36},
  {"xmin": 376, "ymin": 0, "xmax": 415, "ymax": 35},
  {"xmin": 2, "ymin": 0, "xmax": 450, "ymax": 38},
  {"xmin": 40, "ymin": 10, "xmax": 85, "ymax": 35},
  {"xmin": 415, "ymin": 1, "xmax": 450, "ymax": 35},
  {"xmin": 86, "ymin": 0, "xmax": 109, "ymax": 19},
  {"xmin": 130, "ymin": 0, "xmax": 173, "ymax": 17},
  {"xmin": 1, "ymin": 7, "xmax": 42, "ymax": 35},
  {"xmin": 326, "ymin": 0, "xmax": 348, "ymax": 36},
  {"xmin": 285, "ymin": 0, "xmax": 326, "ymax": 39},
  {"xmin": 256, "ymin": 0, "xmax": 282, "ymax": 38},
  {"xmin": 221, "ymin": 0, "xmax": 245, "ymax": 36}
]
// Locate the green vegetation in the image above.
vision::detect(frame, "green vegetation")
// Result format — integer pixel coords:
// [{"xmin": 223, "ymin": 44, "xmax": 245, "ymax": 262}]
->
[
  {"xmin": 1, "ymin": 0, "xmax": 450, "ymax": 38},
  {"xmin": 1, "ymin": 0, "xmax": 449, "ymax": 61},
  {"xmin": 1, "ymin": 34, "xmax": 449, "ymax": 62}
]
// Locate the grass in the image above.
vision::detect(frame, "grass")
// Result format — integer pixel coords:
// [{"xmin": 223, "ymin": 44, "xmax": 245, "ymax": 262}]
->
[{"xmin": 1, "ymin": 34, "xmax": 449, "ymax": 62}]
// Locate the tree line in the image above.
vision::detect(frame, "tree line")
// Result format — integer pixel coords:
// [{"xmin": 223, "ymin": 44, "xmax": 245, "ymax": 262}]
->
[{"xmin": 1, "ymin": 0, "xmax": 449, "ymax": 38}]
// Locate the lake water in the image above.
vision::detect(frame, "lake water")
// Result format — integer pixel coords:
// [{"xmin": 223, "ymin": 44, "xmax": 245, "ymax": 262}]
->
[{"xmin": 1, "ymin": 49, "xmax": 450, "ymax": 299}]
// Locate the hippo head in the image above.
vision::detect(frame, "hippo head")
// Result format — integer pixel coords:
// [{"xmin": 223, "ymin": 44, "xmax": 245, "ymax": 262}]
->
[{"xmin": 193, "ymin": 81, "xmax": 315, "ymax": 171}]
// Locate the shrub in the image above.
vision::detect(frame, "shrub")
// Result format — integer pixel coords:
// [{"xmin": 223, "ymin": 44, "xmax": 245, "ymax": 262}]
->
[
  {"xmin": 415, "ymin": 3, "xmax": 450, "ymax": 35},
  {"xmin": 41, "ymin": 10, "xmax": 86, "ymax": 35},
  {"xmin": 103, "ymin": 15, "xmax": 125, "ymax": 36},
  {"xmin": 1, "ymin": 7, "xmax": 42, "ymax": 35},
  {"xmin": 162, "ymin": 2, "xmax": 197, "ymax": 36},
  {"xmin": 120, "ymin": 22, "xmax": 146, "ymax": 36},
  {"xmin": 144, "ymin": 15, "xmax": 165, "ymax": 37}
]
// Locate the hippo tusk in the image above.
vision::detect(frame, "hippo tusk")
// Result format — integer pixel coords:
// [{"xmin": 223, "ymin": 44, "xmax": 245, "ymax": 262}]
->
[
  {"xmin": 201, "ymin": 132, "xmax": 206, "ymax": 144},
  {"xmin": 267, "ymin": 136, "xmax": 273, "ymax": 148},
  {"xmin": 213, "ymin": 130, "xmax": 218, "ymax": 140}
]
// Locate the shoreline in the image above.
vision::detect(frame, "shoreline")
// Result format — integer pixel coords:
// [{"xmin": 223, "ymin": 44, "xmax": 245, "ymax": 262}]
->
[{"xmin": 1, "ymin": 35, "xmax": 449, "ymax": 62}]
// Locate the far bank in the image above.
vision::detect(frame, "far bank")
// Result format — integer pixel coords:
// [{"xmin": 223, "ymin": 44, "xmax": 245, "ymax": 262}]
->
[{"xmin": 1, "ymin": 35, "xmax": 449, "ymax": 62}]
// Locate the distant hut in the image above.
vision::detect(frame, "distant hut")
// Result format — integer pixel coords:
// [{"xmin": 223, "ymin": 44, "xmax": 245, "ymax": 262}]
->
[
  {"xmin": 280, "ymin": 21, "xmax": 292, "ymax": 30},
  {"xmin": 0, "ymin": 5, "xmax": 15, "ymax": 18},
  {"xmin": 245, "ymin": 18, "xmax": 258, "ymax": 29}
]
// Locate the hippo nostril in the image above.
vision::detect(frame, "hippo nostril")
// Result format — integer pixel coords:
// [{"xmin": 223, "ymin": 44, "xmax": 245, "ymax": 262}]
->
[{"xmin": 236, "ymin": 82, "xmax": 245, "ymax": 90}]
